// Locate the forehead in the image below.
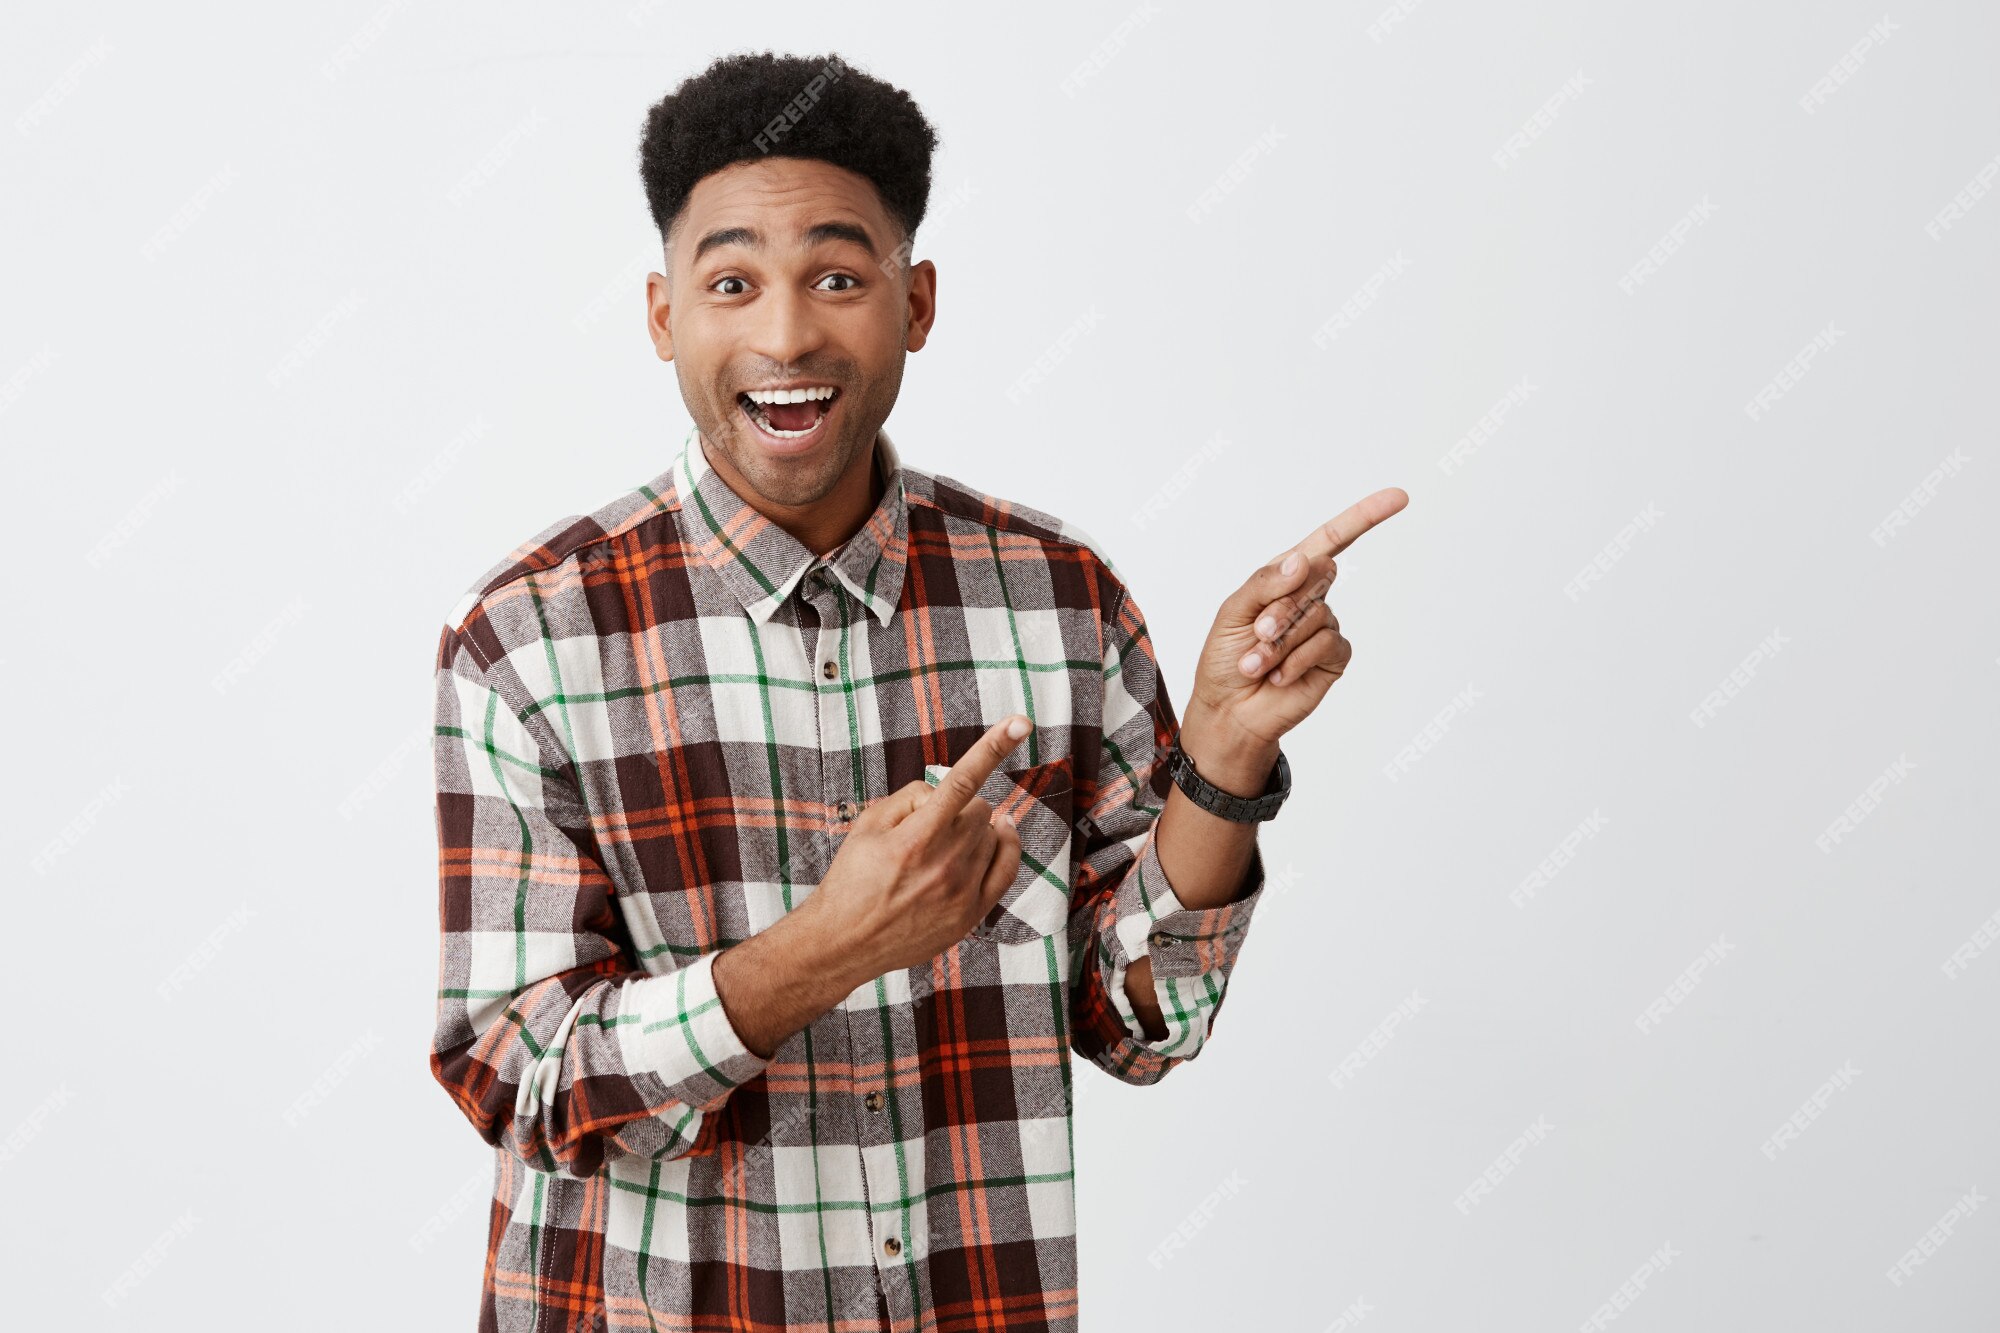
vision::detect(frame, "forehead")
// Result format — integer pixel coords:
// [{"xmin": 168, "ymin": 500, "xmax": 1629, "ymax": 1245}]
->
[{"xmin": 676, "ymin": 157, "xmax": 893, "ymax": 259}]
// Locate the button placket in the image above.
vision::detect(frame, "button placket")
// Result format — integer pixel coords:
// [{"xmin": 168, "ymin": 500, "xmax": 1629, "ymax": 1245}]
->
[
  {"xmin": 808, "ymin": 566, "xmax": 917, "ymax": 1293},
  {"xmin": 808, "ymin": 573, "xmax": 856, "ymax": 833}
]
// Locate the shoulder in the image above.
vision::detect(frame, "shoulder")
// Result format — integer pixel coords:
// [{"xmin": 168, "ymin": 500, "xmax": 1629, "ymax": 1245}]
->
[
  {"xmin": 900, "ymin": 463, "xmax": 1137, "ymax": 621},
  {"xmin": 437, "ymin": 468, "xmax": 679, "ymax": 671}
]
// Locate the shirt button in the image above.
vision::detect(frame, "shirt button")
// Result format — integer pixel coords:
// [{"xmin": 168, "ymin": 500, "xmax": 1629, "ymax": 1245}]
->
[
  {"xmin": 821, "ymin": 659, "xmax": 838, "ymax": 680},
  {"xmin": 837, "ymin": 800, "xmax": 858, "ymax": 821},
  {"xmin": 883, "ymin": 1237, "xmax": 901, "ymax": 1257},
  {"xmin": 864, "ymin": 1089, "xmax": 883, "ymax": 1112}
]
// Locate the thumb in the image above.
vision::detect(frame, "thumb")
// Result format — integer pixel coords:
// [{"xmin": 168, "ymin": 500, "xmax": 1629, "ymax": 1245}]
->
[
  {"xmin": 861, "ymin": 779, "xmax": 935, "ymax": 831},
  {"xmin": 979, "ymin": 816, "xmax": 1022, "ymax": 916},
  {"xmin": 1219, "ymin": 547, "xmax": 1309, "ymax": 629}
]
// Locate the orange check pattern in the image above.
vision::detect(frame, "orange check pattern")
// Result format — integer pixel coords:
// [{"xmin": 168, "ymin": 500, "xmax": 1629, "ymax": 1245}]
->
[{"xmin": 430, "ymin": 426, "xmax": 1268, "ymax": 1331}]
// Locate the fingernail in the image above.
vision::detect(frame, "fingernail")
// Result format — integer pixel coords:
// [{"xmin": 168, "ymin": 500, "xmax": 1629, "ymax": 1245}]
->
[
  {"xmin": 1256, "ymin": 614, "xmax": 1277, "ymax": 637},
  {"xmin": 1007, "ymin": 716, "xmax": 1030, "ymax": 738},
  {"xmin": 1241, "ymin": 651, "xmax": 1261, "ymax": 673},
  {"xmin": 1281, "ymin": 553, "xmax": 1301, "ymax": 575}
]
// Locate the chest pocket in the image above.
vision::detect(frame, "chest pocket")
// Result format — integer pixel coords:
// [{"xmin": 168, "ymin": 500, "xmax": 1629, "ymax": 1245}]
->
[{"xmin": 922, "ymin": 759, "xmax": 1074, "ymax": 944}]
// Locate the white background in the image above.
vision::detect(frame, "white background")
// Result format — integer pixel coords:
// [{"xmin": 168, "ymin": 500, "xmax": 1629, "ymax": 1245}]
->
[{"xmin": 5, "ymin": 2, "xmax": 1997, "ymax": 1328}]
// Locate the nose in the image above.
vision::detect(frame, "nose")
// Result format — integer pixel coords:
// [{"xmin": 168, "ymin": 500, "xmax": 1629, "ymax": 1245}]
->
[{"xmin": 744, "ymin": 281, "xmax": 827, "ymax": 373}]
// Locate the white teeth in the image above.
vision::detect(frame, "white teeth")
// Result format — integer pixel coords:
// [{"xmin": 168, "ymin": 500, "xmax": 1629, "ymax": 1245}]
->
[
  {"xmin": 740, "ymin": 385, "xmax": 836, "ymax": 441},
  {"xmin": 745, "ymin": 385, "xmax": 836, "ymax": 405},
  {"xmin": 742, "ymin": 397, "xmax": 830, "ymax": 439}
]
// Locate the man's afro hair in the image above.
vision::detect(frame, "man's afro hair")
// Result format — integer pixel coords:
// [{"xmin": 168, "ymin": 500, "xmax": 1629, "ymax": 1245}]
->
[{"xmin": 638, "ymin": 51, "xmax": 940, "ymax": 249}]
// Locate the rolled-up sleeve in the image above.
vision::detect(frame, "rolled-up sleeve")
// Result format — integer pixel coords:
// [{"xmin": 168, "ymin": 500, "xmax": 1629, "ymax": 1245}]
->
[
  {"xmin": 1068, "ymin": 579, "xmax": 1267, "ymax": 1085},
  {"xmin": 431, "ymin": 622, "xmax": 771, "ymax": 1178}
]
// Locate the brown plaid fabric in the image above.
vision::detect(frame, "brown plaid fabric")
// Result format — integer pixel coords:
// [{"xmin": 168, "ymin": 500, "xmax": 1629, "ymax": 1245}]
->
[{"xmin": 430, "ymin": 426, "xmax": 1268, "ymax": 1331}]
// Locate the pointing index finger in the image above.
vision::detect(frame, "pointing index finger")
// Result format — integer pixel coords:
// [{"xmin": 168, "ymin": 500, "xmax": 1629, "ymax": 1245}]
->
[
  {"xmin": 1289, "ymin": 487, "xmax": 1410, "ymax": 564},
  {"xmin": 910, "ymin": 715, "xmax": 1031, "ymax": 836}
]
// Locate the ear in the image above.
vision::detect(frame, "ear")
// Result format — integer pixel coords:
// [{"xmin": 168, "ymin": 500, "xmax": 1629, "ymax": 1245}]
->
[
  {"xmin": 646, "ymin": 268, "xmax": 674, "ymax": 362},
  {"xmin": 904, "ymin": 258, "xmax": 937, "ymax": 354}
]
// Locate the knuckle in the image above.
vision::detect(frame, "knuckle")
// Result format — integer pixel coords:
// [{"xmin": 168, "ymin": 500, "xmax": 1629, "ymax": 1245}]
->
[{"xmin": 1274, "ymin": 595, "xmax": 1326, "ymax": 643}]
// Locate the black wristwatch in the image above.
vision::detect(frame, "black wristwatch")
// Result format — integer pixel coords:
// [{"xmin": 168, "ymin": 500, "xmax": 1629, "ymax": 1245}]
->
[{"xmin": 1163, "ymin": 740, "xmax": 1290, "ymax": 822}]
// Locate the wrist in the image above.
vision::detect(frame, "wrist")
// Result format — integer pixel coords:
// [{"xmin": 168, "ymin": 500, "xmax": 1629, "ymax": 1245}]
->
[
  {"xmin": 791, "ymin": 892, "xmax": 883, "ymax": 991},
  {"xmin": 1174, "ymin": 707, "xmax": 1281, "ymax": 797}
]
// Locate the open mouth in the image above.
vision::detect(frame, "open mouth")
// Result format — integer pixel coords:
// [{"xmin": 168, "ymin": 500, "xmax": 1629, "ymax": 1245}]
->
[{"xmin": 737, "ymin": 385, "xmax": 840, "ymax": 444}]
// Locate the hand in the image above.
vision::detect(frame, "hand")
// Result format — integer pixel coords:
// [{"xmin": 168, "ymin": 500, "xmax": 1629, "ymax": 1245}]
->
[
  {"xmin": 812, "ymin": 715, "xmax": 1031, "ymax": 976},
  {"xmin": 1187, "ymin": 488, "xmax": 1409, "ymax": 751}
]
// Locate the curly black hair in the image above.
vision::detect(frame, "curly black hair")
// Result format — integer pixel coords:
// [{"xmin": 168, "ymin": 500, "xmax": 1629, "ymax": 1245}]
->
[{"xmin": 638, "ymin": 51, "xmax": 940, "ymax": 254}]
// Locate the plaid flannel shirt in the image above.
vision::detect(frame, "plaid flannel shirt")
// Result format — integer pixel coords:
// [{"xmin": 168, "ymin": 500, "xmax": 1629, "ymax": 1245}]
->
[{"xmin": 430, "ymin": 426, "xmax": 1268, "ymax": 1331}]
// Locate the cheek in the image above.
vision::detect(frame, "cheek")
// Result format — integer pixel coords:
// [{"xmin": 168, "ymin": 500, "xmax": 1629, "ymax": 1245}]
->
[
  {"xmin": 851, "ymin": 299, "xmax": 910, "ymax": 353},
  {"xmin": 669, "ymin": 308, "xmax": 727, "ymax": 370},
  {"xmin": 854, "ymin": 337, "xmax": 906, "ymax": 394}
]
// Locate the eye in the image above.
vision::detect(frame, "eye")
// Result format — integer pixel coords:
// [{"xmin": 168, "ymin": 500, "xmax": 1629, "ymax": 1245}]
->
[
  {"xmin": 816, "ymin": 272, "xmax": 858, "ymax": 292},
  {"xmin": 712, "ymin": 276, "xmax": 749, "ymax": 296}
]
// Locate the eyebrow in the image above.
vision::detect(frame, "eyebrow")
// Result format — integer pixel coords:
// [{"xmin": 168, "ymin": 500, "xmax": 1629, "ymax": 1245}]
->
[{"xmin": 690, "ymin": 220, "xmax": 879, "ymax": 265}]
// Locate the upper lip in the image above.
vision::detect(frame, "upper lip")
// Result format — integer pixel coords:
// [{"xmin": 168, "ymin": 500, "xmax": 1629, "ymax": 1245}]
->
[{"xmin": 739, "ymin": 382, "xmax": 839, "ymax": 394}]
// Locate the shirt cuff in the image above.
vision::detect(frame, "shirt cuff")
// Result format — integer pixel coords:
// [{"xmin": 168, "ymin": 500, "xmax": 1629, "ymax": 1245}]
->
[
  {"xmin": 618, "ymin": 950, "xmax": 774, "ymax": 1115},
  {"xmin": 1104, "ymin": 828, "xmax": 1267, "ymax": 1048}
]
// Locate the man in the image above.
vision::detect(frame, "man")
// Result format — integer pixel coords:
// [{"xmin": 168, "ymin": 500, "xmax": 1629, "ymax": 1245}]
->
[{"xmin": 430, "ymin": 50, "xmax": 1405, "ymax": 1332}]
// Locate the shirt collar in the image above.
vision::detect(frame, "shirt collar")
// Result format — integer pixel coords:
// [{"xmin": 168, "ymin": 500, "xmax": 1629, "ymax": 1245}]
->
[{"xmin": 669, "ymin": 423, "xmax": 909, "ymax": 627}]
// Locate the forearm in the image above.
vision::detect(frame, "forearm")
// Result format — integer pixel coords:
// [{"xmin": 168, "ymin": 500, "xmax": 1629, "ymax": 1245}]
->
[
  {"xmin": 712, "ymin": 895, "xmax": 878, "ymax": 1059},
  {"xmin": 1121, "ymin": 709, "xmax": 1278, "ymax": 1036}
]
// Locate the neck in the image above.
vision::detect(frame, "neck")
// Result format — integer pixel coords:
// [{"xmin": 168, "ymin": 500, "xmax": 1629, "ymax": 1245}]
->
[{"xmin": 701, "ymin": 432, "xmax": 883, "ymax": 558}]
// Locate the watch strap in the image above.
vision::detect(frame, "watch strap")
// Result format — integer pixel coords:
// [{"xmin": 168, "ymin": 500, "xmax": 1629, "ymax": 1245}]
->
[{"xmin": 1164, "ymin": 740, "xmax": 1290, "ymax": 822}]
